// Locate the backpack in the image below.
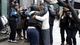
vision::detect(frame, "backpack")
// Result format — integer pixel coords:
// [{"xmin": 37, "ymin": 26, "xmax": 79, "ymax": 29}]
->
[{"xmin": 48, "ymin": 3, "xmax": 60, "ymax": 16}]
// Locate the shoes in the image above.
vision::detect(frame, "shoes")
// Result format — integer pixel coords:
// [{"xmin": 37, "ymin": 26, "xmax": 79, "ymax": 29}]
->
[
  {"xmin": 10, "ymin": 40, "xmax": 17, "ymax": 43},
  {"xmin": 8, "ymin": 39, "xmax": 12, "ymax": 42},
  {"xmin": 20, "ymin": 37, "xmax": 24, "ymax": 40},
  {"xmin": 8, "ymin": 40, "xmax": 17, "ymax": 43},
  {"xmin": 24, "ymin": 39, "xmax": 30, "ymax": 42},
  {"xmin": 66, "ymin": 44, "xmax": 69, "ymax": 45},
  {"xmin": 61, "ymin": 43, "xmax": 64, "ymax": 45}
]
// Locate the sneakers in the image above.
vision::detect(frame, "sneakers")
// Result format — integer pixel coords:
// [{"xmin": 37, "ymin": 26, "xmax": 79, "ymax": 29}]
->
[
  {"xmin": 18, "ymin": 37, "xmax": 23, "ymax": 40},
  {"xmin": 10, "ymin": 40, "xmax": 17, "ymax": 43},
  {"xmin": 8, "ymin": 40, "xmax": 17, "ymax": 43},
  {"xmin": 24, "ymin": 39, "xmax": 30, "ymax": 42},
  {"xmin": 16, "ymin": 37, "xmax": 23, "ymax": 40},
  {"xmin": 8, "ymin": 39, "xmax": 12, "ymax": 42}
]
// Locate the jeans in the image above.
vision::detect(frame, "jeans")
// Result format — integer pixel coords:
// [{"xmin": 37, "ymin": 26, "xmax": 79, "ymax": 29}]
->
[
  {"xmin": 66, "ymin": 29, "xmax": 77, "ymax": 45},
  {"xmin": 49, "ymin": 16, "xmax": 55, "ymax": 45},
  {"xmin": 60, "ymin": 28, "xmax": 65, "ymax": 43},
  {"xmin": 9, "ymin": 18, "xmax": 17, "ymax": 40},
  {"xmin": 27, "ymin": 28, "xmax": 39, "ymax": 45},
  {"xmin": 41, "ymin": 29, "xmax": 50, "ymax": 45}
]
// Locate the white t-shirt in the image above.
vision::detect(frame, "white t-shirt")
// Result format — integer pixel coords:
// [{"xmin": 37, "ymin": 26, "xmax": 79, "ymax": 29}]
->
[{"xmin": 35, "ymin": 11, "xmax": 49, "ymax": 30}]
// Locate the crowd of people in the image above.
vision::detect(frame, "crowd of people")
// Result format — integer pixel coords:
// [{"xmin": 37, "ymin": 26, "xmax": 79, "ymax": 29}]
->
[{"xmin": 7, "ymin": 0, "xmax": 80, "ymax": 45}]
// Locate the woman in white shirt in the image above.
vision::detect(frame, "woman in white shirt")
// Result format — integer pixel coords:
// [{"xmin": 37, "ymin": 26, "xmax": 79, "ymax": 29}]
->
[{"xmin": 32, "ymin": 4, "xmax": 50, "ymax": 45}]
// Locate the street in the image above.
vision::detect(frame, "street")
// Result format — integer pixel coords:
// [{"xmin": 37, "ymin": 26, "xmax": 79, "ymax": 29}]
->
[{"xmin": 0, "ymin": 19, "xmax": 80, "ymax": 45}]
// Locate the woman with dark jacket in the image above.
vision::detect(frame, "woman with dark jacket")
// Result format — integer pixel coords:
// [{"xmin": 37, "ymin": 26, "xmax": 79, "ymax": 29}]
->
[{"xmin": 66, "ymin": 11, "xmax": 77, "ymax": 45}]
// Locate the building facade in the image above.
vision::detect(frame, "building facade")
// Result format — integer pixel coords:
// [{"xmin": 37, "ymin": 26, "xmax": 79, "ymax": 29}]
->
[
  {"xmin": 0, "ymin": 0, "xmax": 45, "ymax": 17},
  {"xmin": 1, "ymin": 0, "xmax": 8, "ymax": 17},
  {"xmin": 1, "ymin": 0, "xmax": 80, "ymax": 17}
]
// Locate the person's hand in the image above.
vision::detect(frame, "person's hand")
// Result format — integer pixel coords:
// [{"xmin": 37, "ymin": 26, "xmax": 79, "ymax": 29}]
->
[{"xmin": 32, "ymin": 15, "xmax": 36, "ymax": 19}]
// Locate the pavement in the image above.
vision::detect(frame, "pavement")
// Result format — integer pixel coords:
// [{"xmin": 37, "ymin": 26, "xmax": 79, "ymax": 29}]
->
[
  {"xmin": 53, "ymin": 19, "xmax": 80, "ymax": 45},
  {"xmin": 0, "ymin": 19, "xmax": 80, "ymax": 45},
  {"xmin": 0, "ymin": 40, "xmax": 30, "ymax": 45}
]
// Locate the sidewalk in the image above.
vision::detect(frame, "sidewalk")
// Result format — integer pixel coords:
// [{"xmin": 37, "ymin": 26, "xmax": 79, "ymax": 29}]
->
[
  {"xmin": 0, "ymin": 19, "xmax": 80, "ymax": 45},
  {"xmin": 53, "ymin": 19, "xmax": 80, "ymax": 45}
]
